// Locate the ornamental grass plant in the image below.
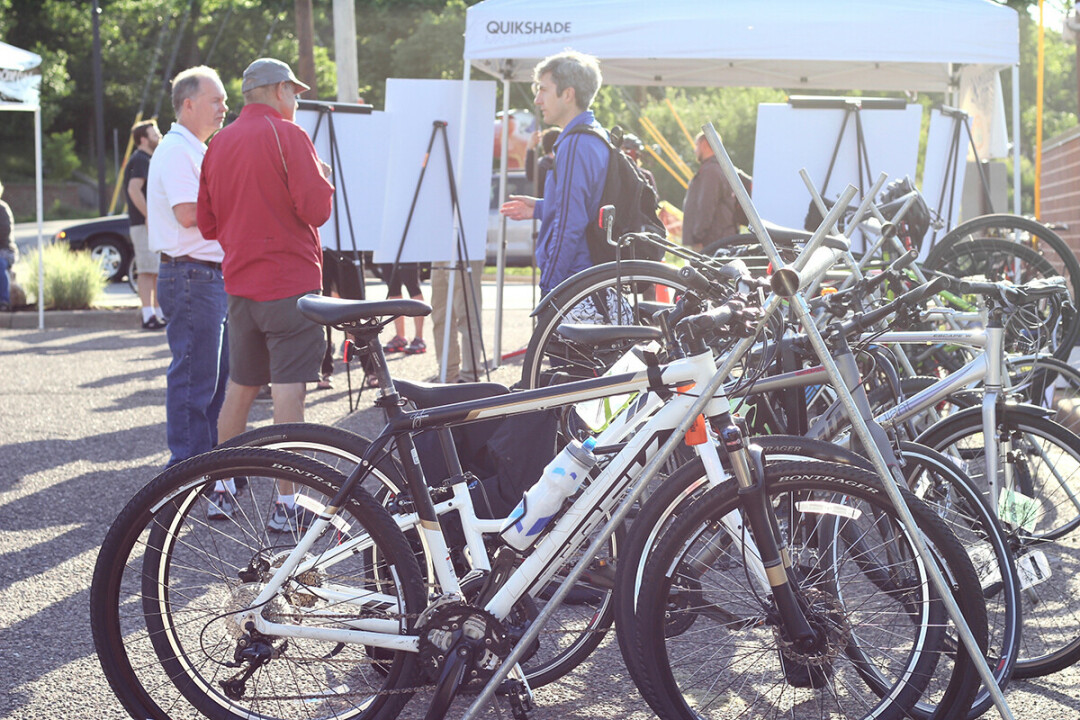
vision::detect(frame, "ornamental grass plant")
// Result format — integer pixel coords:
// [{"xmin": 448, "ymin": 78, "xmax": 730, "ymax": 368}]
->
[{"xmin": 15, "ymin": 244, "xmax": 106, "ymax": 310}]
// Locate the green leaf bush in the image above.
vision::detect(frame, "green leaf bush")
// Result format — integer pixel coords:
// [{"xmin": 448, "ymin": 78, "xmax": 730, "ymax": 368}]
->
[{"xmin": 15, "ymin": 243, "xmax": 106, "ymax": 310}]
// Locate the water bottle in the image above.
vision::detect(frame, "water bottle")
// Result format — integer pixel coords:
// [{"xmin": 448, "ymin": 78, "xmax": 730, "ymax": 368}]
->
[{"xmin": 500, "ymin": 438, "xmax": 598, "ymax": 551}]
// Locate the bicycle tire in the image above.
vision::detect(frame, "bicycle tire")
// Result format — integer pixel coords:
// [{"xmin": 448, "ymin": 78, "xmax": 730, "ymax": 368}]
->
[
  {"xmin": 916, "ymin": 407, "xmax": 1080, "ymax": 676},
  {"xmin": 616, "ymin": 438, "xmax": 1011, "ymax": 720},
  {"xmin": 632, "ymin": 460, "xmax": 987, "ymax": 720},
  {"xmin": 520, "ymin": 260, "xmax": 691, "ymax": 388},
  {"xmin": 90, "ymin": 447, "xmax": 426, "ymax": 720},
  {"xmin": 222, "ymin": 422, "xmax": 617, "ymax": 688}
]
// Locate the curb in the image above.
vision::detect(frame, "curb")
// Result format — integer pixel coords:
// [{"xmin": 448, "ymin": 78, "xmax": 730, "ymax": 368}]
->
[{"xmin": 2, "ymin": 307, "xmax": 142, "ymax": 331}]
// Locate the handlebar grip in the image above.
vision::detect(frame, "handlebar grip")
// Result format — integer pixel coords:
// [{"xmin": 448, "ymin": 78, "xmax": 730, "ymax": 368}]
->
[
  {"xmin": 845, "ymin": 275, "xmax": 948, "ymax": 334},
  {"xmin": 909, "ymin": 274, "xmax": 950, "ymax": 305},
  {"xmin": 860, "ymin": 250, "xmax": 917, "ymax": 296},
  {"xmin": 679, "ymin": 265, "xmax": 714, "ymax": 294}
]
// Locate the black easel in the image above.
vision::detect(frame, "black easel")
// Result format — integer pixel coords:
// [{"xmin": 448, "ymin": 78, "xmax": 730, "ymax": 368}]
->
[
  {"xmin": 791, "ymin": 96, "xmax": 907, "ymax": 253},
  {"xmin": 926, "ymin": 105, "xmax": 996, "ymax": 250},
  {"xmin": 387, "ymin": 120, "xmax": 489, "ymax": 383},
  {"xmin": 300, "ymin": 99, "xmax": 374, "ymax": 411}
]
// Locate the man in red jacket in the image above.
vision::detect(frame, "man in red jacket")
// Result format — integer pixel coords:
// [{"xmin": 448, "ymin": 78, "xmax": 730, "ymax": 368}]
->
[{"xmin": 197, "ymin": 57, "xmax": 334, "ymax": 531}]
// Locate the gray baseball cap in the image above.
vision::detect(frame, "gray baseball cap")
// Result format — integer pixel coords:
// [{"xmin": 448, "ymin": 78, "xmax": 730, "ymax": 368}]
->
[{"xmin": 241, "ymin": 58, "xmax": 310, "ymax": 93}]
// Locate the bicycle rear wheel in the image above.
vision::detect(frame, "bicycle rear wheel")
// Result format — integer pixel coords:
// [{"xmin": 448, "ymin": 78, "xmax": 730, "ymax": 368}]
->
[
  {"xmin": 521, "ymin": 260, "xmax": 690, "ymax": 388},
  {"xmin": 90, "ymin": 448, "xmax": 426, "ymax": 720},
  {"xmin": 632, "ymin": 460, "xmax": 987, "ymax": 720},
  {"xmin": 223, "ymin": 421, "xmax": 615, "ymax": 688}
]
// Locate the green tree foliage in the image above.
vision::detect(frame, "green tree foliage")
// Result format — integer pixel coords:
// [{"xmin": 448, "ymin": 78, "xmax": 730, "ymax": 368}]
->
[{"xmin": 43, "ymin": 129, "xmax": 80, "ymax": 180}]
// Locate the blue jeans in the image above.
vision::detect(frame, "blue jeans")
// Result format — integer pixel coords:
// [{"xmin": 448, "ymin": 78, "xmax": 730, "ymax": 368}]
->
[
  {"xmin": 0, "ymin": 253, "xmax": 11, "ymax": 305},
  {"xmin": 157, "ymin": 261, "xmax": 229, "ymax": 467}
]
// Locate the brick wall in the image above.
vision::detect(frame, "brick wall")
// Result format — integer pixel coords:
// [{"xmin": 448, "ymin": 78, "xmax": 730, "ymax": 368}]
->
[{"xmin": 1041, "ymin": 125, "xmax": 1080, "ymax": 271}]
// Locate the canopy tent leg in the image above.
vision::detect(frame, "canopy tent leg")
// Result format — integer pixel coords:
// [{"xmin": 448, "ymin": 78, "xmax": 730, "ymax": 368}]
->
[
  {"xmin": 35, "ymin": 105, "xmax": 44, "ymax": 330},
  {"xmin": 494, "ymin": 74, "xmax": 511, "ymax": 368},
  {"xmin": 1012, "ymin": 63, "xmax": 1021, "ymax": 216},
  {"xmin": 441, "ymin": 61, "xmax": 474, "ymax": 383}
]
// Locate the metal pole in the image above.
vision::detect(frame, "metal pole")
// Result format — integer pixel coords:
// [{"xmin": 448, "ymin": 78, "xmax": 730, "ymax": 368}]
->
[
  {"xmin": 703, "ymin": 122, "xmax": 1016, "ymax": 720},
  {"xmin": 35, "ymin": 106, "xmax": 44, "ymax": 330},
  {"xmin": 332, "ymin": 0, "xmax": 359, "ymax": 104},
  {"xmin": 494, "ymin": 76, "xmax": 511, "ymax": 368},
  {"xmin": 91, "ymin": 0, "xmax": 107, "ymax": 216},
  {"xmin": 1012, "ymin": 64, "xmax": 1022, "ymax": 216}
]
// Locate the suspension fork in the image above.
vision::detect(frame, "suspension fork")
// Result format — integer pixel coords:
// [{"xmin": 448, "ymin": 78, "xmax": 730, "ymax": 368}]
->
[{"xmin": 717, "ymin": 418, "xmax": 817, "ymax": 649}]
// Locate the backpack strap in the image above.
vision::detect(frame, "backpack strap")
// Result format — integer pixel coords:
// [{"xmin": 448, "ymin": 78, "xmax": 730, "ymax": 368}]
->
[{"xmin": 551, "ymin": 124, "xmax": 612, "ymax": 185}]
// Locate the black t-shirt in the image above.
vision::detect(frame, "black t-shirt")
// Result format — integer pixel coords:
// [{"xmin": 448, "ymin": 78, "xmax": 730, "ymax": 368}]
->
[{"xmin": 124, "ymin": 149, "xmax": 151, "ymax": 226}]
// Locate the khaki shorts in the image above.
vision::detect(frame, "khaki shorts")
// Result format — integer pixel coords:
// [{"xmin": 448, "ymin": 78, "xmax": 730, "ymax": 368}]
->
[
  {"xmin": 129, "ymin": 224, "xmax": 160, "ymax": 274},
  {"xmin": 227, "ymin": 291, "xmax": 324, "ymax": 386}
]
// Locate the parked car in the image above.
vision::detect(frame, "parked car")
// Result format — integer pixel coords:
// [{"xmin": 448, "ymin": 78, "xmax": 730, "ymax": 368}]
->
[
  {"xmin": 53, "ymin": 214, "xmax": 133, "ymax": 283},
  {"xmin": 487, "ymin": 171, "xmax": 536, "ymax": 266}
]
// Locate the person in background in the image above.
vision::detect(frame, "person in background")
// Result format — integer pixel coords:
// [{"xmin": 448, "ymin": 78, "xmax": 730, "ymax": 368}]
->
[
  {"xmin": 499, "ymin": 50, "xmax": 608, "ymax": 295},
  {"xmin": 124, "ymin": 119, "xmax": 165, "ymax": 329},
  {"xmin": 146, "ymin": 65, "xmax": 229, "ymax": 468},
  {"xmin": 0, "ymin": 179, "xmax": 16, "ymax": 312},
  {"xmin": 381, "ymin": 262, "xmax": 427, "ymax": 358},
  {"xmin": 620, "ymin": 133, "xmax": 657, "ymax": 192},
  {"xmin": 682, "ymin": 131, "xmax": 739, "ymax": 253},
  {"xmin": 430, "ymin": 257, "xmax": 484, "ymax": 384},
  {"xmin": 197, "ymin": 58, "xmax": 333, "ymax": 531},
  {"xmin": 533, "ymin": 127, "xmax": 560, "ymax": 198}
]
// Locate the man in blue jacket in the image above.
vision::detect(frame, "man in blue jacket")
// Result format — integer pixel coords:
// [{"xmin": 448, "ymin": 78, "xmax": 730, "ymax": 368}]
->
[{"xmin": 501, "ymin": 51, "xmax": 607, "ymax": 296}]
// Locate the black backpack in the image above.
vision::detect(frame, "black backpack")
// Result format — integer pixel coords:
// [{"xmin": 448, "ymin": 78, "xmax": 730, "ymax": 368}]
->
[{"xmin": 559, "ymin": 124, "xmax": 667, "ymax": 263}]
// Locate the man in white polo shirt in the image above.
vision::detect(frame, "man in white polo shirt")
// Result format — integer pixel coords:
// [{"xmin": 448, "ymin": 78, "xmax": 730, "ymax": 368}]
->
[{"xmin": 147, "ymin": 65, "xmax": 229, "ymax": 467}]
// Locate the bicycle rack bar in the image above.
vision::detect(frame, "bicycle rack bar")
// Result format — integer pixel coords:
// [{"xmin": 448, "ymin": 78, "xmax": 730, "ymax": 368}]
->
[
  {"xmin": 799, "ymin": 169, "xmax": 887, "ymax": 297},
  {"xmin": 798, "ymin": 169, "xmax": 925, "ymax": 383},
  {"xmin": 703, "ymin": 123, "xmax": 1016, "ymax": 720}
]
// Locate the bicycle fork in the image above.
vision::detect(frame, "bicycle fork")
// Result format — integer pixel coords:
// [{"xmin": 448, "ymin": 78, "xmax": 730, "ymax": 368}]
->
[{"xmin": 715, "ymin": 416, "xmax": 820, "ymax": 658}]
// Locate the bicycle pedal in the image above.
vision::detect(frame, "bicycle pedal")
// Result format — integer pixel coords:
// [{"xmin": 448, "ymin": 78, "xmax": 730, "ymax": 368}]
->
[{"xmin": 499, "ymin": 678, "xmax": 534, "ymax": 720}]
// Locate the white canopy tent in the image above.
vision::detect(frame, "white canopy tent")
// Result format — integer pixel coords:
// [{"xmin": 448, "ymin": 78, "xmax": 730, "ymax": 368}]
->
[
  {"xmin": 460, "ymin": 0, "xmax": 1020, "ymax": 364},
  {"xmin": 0, "ymin": 40, "xmax": 45, "ymax": 329}
]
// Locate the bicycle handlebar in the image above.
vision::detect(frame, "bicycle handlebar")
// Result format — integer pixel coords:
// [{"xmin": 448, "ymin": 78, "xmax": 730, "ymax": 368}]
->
[{"xmin": 841, "ymin": 275, "xmax": 950, "ymax": 336}]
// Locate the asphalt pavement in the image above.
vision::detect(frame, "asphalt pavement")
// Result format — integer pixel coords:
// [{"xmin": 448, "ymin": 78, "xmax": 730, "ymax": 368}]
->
[{"xmin": 2, "ymin": 280, "xmax": 1080, "ymax": 719}]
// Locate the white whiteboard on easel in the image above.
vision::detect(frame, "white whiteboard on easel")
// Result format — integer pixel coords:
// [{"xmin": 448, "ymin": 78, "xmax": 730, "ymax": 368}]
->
[
  {"xmin": 376, "ymin": 79, "xmax": 496, "ymax": 264},
  {"xmin": 920, "ymin": 108, "xmax": 969, "ymax": 259},
  {"xmin": 295, "ymin": 103, "xmax": 390, "ymax": 252},
  {"xmin": 752, "ymin": 103, "xmax": 922, "ymax": 253}
]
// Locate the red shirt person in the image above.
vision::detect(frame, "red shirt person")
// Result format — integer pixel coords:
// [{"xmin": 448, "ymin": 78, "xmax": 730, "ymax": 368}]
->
[{"xmin": 196, "ymin": 57, "xmax": 334, "ymax": 531}]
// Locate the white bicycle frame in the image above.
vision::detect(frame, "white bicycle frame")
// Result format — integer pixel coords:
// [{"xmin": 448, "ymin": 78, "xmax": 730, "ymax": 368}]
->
[{"xmin": 238, "ymin": 348, "xmax": 736, "ymax": 652}]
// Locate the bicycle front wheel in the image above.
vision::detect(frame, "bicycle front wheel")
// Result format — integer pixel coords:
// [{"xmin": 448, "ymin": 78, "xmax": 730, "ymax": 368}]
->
[
  {"xmin": 633, "ymin": 460, "xmax": 987, "ymax": 720},
  {"xmin": 90, "ymin": 448, "xmax": 426, "ymax": 720},
  {"xmin": 917, "ymin": 407, "xmax": 1080, "ymax": 676}
]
